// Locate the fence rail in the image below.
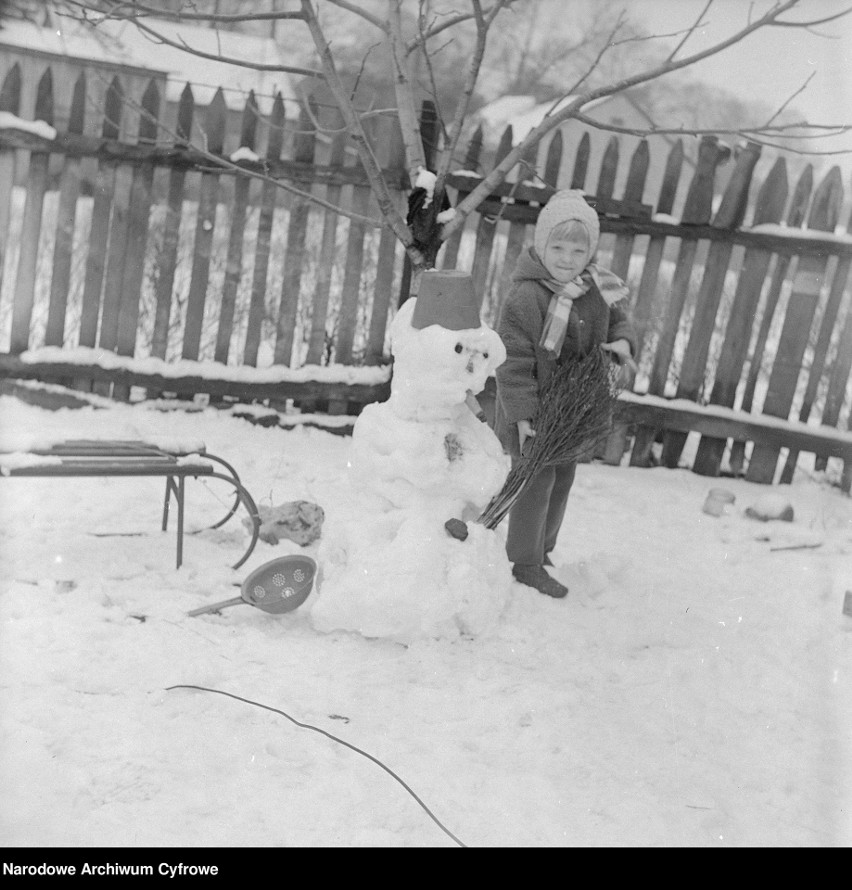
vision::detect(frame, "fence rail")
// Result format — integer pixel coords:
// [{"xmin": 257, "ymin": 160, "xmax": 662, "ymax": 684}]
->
[{"xmin": 1, "ymin": 61, "xmax": 851, "ymax": 485}]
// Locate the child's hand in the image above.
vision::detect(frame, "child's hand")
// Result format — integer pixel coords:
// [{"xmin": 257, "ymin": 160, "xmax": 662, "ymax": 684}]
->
[
  {"xmin": 601, "ymin": 339, "xmax": 638, "ymax": 373},
  {"xmin": 518, "ymin": 420, "xmax": 536, "ymax": 455}
]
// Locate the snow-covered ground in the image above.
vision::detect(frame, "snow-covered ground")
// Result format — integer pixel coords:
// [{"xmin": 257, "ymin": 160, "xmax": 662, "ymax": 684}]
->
[{"xmin": 1, "ymin": 391, "xmax": 850, "ymax": 848}]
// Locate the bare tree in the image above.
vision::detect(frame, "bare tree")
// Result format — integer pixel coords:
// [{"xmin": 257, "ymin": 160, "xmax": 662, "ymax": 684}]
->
[{"xmin": 50, "ymin": 0, "xmax": 852, "ymax": 290}]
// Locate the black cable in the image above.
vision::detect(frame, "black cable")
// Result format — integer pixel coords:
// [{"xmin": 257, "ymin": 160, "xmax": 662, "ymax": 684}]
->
[{"xmin": 166, "ymin": 684, "xmax": 467, "ymax": 848}]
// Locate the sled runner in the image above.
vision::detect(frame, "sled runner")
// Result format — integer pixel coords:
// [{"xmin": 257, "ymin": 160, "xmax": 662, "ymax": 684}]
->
[{"xmin": 0, "ymin": 438, "xmax": 261, "ymax": 569}]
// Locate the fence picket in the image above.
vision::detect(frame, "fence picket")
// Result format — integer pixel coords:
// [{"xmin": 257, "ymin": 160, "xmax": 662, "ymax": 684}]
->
[
  {"xmin": 74, "ymin": 77, "xmax": 123, "ymax": 391},
  {"xmin": 596, "ymin": 136, "xmax": 619, "ymax": 200},
  {"xmin": 626, "ymin": 137, "xmax": 728, "ymax": 465},
  {"xmin": 692, "ymin": 155, "xmax": 788, "ymax": 476},
  {"xmin": 273, "ymin": 99, "xmax": 318, "ymax": 367},
  {"xmin": 570, "ymin": 131, "xmax": 590, "ymax": 190},
  {"xmin": 0, "ymin": 63, "xmax": 22, "ymax": 293},
  {"xmin": 305, "ymin": 127, "xmax": 346, "ymax": 366},
  {"xmin": 150, "ymin": 85, "xmax": 193, "ymax": 361},
  {"xmin": 600, "ymin": 138, "xmax": 649, "ymax": 465},
  {"xmin": 109, "ymin": 79, "xmax": 160, "ymax": 401},
  {"xmin": 365, "ymin": 117, "xmax": 406, "ymax": 365},
  {"xmin": 728, "ymin": 164, "xmax": 814, "ymax": 474},
  {"xmin": 779, "ymin": 178, "xmax": 849, "ymax": 481},
  {"xmin": 44, "ymin": 72, "xmax": 86, "ymax": 348},
  {"xmin": 645, "ymin": 137, "xmax": 726, "ymax": 397},
  {"xmin": 662, "ymin": 141, "xmax": 762, "ymax": 467},
  {"xmin": 10, "ymin": 67, "xmax": 53, "ymax": 354},
  {"xmin": 214, "ymin": 90, "xmax": 258, "ymax": 365},
  {"xmin": 181, "ymin": 87, "xmax": 226, "ymax": 361},
  {"xmin": 745, "ymin": 166, "xmax": 843, "ymax": 483},
  {"xmin": 440, "ymin": 123, "xmax": 483, "ymax": 270},
  {"xmin": 628, "ymin": 140, "xmax": 684, "ymax": 468},
  {"xmin": 243, "ymin": 92, "xmax": 285, "ymax": 366},
  {"xmin": 610, "ymin": 140, "xmax": 649, "ymax": 278},
  {"xmin": 819, "ymin": 301, "xmax": 852, "ymax": 480},
  {"xmin": 469, "ymin": 124, "xmax": 513, "ymax": 310}
]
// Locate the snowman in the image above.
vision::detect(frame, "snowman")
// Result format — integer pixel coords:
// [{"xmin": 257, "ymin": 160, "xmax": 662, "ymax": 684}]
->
[{"xmin": 308, "ymin": 270, "xmax": 513, "ymax": 642}]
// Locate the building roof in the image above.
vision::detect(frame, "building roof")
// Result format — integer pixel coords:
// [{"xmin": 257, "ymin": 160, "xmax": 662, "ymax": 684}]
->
[{"xmin": 0, "ymin": 16, "xmax": 294, "ymax": 113}]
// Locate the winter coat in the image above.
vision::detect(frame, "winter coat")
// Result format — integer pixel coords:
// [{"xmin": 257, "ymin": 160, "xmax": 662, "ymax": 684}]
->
[{"xmin": 493, "ymin": 247, "xmax": 636, "ymax": 458}]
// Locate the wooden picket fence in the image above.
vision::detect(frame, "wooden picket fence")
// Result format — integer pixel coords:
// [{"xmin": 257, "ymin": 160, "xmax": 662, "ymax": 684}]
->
[{"xmin": 1, "ymin": 61, "xmax": 851, "ymax": 485}]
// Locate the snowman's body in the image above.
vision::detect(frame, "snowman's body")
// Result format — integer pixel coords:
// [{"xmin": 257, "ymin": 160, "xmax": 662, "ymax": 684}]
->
[{"xmin": 309, "ymin": 297, "xmax": 513, "ymax": 642}]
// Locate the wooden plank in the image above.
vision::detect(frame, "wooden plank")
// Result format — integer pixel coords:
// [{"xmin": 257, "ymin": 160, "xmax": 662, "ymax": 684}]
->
[
  {"xmin": 661, "ymin": 140, "xmax": 762, "ymax": 468},
  {"xmin": 492, "ymin": 133, "xmax": 557, "ymax": 323},
  {"xmin": 692, "ymin": 156, "xmax": 788, "ymax": 476},
  {"xmin": 595, "ymin": 136, "xmax": 619, "ymax": 200},
  {"xmin": 782, "ymin": 199, "xmax": 852, "ymax": 480},
  {"xmin": 243, "ymin": 92, "xmax": 285, "ymax": 366},
  {"xmin": 214, "ymin": 90, "xmax": 258, "ymax": 365},
  {"xmin": 728, "ymin": 165, "xmax": 813, "ymax": 474},
  {"xmin": 10, "ymin": 67, "xmax": 53, "ymax": 354},
  {"xmin": 43, "ymin": 73, "xmax": 86, "ymax": 347},
  {"xmin": 628, "ymin": 140, "xmax": 684, "ymax": 468},
  {"xmin": 0, "ymin": 354, "xmax": 391, "ymax": 405},
  {"xmin": 629, "ymin": 136, "xmax": 728, "ymax": 464},
  {"xmin": 112, "ymin": 80, "xmax": 160, "ymax": 401},
  {"xmin": 469, "ymin": 125, "xmax": 513, "ymax": 303},
  {"xmin": 150, "ymin": 84, "xmax": 194, "ymax": 360},
  {"xmin": 181, "ymin": 87, "xmax": 227, "ymax": 361},
  {"xmin": 818, "ymin": 301, "xmax": 852, "ymax": 468},
  {"xmin": 327, "ymin": 127, "xmax": 376, "ymax": 415},
  {"xmin": 746, "ymin": 166, "xmax": 843, "ymax": 484},
  {"xmin": 631, "ymin": 140, "xmax": 683, "ymax": 353},
  {"xmin": 0, "ymin": 126, "xmax": 407, "ymax": 190},
  {"xmin": 614, "ymin": 394, "xmax": 852, "ymax": 463},
  {"xmin": 600, "ymin": 138, "xmax": 649, "ymax": 465},
  {"xmin": 273, "ymin": 98, "xmax": 317, "ymax": 367},
  {"xmin": 365, "ymin": 118, "xmax": 406, "ymax": 365},
  {"xmin": 305, "ymin": 128, "xmax": 346, "ymax": 365},
  {"xmin": 642, "ymin": 136, "xmax": 727, "ymax": 396},
  {"xmin": 75, "ymin": 77, "xmax": 123, "ymax": 391},
  {"xmin": 609, "ymin": 140, "xmax": 648, "ymax": 278},
  {"xmin": 0, "ymin": 63, "xmax": 22, "ymax": 293},
  {"xmin": 440, "ymin": 123, "xmax": 483, "ymax": 271},
  {"xmin": 570, "ymin": 131, "xmax": 590, "ymax": 190}
]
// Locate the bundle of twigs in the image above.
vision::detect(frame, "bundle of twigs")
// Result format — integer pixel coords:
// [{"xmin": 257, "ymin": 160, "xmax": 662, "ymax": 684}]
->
[{"xmin": 477, "ymin": 348, "xmax": 622, "ymax": 530}]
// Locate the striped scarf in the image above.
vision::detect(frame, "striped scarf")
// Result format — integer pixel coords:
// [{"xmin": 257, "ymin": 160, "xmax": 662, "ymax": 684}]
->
[{"xmin": 539, "ymin": 264, "xmax": 629, "ymax": 357}]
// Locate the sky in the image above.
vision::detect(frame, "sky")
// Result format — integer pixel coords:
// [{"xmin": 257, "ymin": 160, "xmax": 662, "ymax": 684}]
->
[{"xmin": 632, "ymin": 0, "xmax": 852, "ymax": 176}]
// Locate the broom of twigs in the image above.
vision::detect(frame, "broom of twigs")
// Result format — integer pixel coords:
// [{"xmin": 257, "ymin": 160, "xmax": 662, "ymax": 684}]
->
[{"xmin": 477, "ymin": 347, "xmax": 623, "ymax": 530}]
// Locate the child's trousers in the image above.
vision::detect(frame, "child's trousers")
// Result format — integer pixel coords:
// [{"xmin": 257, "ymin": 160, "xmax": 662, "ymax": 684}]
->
[{"xmin": 506, "ymin": 461, "xmax": 577, "ymax": 565}]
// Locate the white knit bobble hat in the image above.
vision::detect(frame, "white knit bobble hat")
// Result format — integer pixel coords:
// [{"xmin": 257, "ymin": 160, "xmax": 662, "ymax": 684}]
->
[{"xmin": 533, "ymin": 189, "xmax": 600, "ymax": 259}]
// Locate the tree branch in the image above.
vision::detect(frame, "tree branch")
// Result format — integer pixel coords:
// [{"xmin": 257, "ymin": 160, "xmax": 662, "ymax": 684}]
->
[
  {"xmin": 64, "ymin": 1, "xmax": 324, "ymax": 79},
  {"xmin": 442, "ymin": 0, "xmax": 811, "ymax": 240},
  {"xmin": 300, "ymin": 0, "xmax": 418, "ymax": 256},
  {"xmin": 387, "ymin": 0, "xmax": 427, "ymax": 179}
]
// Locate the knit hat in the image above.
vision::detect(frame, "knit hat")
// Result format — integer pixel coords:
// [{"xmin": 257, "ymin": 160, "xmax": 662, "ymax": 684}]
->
[
  {"xmin": 411, "ymin": 269, "xmax": 483, "ymax": 331},
  {"xmin": 533, "ymin": 189, "xmax": 600, "ymax": 259}
]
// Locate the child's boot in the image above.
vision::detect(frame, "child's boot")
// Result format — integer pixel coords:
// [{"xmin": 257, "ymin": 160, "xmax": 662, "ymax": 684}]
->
[{"xmin": 512, "ymin": 564, "xmax": 568, "ymax": 598}]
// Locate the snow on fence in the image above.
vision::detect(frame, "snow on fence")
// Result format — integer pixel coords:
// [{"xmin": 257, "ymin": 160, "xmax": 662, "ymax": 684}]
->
[{"xmin": 0, "ymin": 62, "xmax": 851, "ymax": 484}]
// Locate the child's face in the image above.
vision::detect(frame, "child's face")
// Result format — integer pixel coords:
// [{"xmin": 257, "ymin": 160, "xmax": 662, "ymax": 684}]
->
[{"xmin": 542, "ymin": 232, "xmax": 591, "ymax": 282}]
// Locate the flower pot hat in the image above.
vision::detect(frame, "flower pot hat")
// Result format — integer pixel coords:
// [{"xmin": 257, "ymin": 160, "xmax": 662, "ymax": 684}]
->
[{"xmin": 411, "ymin": 269, "xmax": 483, "ymax": 331}]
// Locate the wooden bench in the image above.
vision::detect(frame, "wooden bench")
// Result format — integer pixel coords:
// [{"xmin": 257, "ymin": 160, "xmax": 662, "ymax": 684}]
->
[
  {"xmin": 613, "ymin": 392, "xmax": 852, "ymax": 492},
  {"xmin": 0, "ymin": 439, "xmax": 262, "ymax": 569}
]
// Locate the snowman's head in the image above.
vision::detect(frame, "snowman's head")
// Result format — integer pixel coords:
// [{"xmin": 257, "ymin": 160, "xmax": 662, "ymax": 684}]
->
[{"xmin": 389, "ymin": 299, "xmax": 505, "ymax": 415}]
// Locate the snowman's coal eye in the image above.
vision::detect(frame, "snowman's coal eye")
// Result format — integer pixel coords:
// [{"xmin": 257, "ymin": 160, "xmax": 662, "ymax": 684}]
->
[
  {"xmin": 454, "ymin": 342, "xmax": 463, "ymax": 353},
  {"xmin": 483, "ymin": 352, "xmax": 489, "ymax": 359}
]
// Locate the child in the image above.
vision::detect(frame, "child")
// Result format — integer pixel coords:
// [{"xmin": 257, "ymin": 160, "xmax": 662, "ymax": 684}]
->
[{"xmin": 494, "ymin": 189, "xmax": 636, "ymax": 598}]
